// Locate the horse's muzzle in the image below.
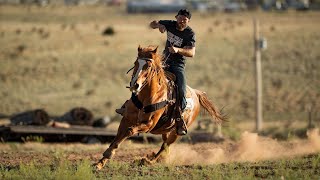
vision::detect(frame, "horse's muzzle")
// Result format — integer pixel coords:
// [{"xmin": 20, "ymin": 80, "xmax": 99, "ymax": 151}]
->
[{"xmin": 129, "ymin": 83, "xmax": 139, "ymax": 93}]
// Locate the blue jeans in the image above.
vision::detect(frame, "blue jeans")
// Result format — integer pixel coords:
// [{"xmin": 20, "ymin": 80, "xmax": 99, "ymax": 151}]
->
[{"xmin": 166, "ymin": 62, "xmax": 187, "ymax": 111}]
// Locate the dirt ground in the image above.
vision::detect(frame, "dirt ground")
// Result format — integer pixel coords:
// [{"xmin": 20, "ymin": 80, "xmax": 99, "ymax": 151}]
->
[
  {"xmin": 1, "ymin": 129, "xmax": 319, "ymax": 167},
  {"xmin": 0, "ymin": 140, "xmax": 229, "ymax": 167}
]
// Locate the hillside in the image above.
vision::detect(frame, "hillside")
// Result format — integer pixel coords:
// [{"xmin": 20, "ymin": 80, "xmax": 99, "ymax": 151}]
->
[{"xmin": 0, "ymin": 5, "xmax": 319, "ymax": 126}]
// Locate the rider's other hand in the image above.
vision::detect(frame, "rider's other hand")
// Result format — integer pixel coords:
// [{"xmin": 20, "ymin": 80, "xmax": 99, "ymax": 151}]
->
[{"xmin": 168, "ymin": 46, "xmax": 179, "ymax": 54}]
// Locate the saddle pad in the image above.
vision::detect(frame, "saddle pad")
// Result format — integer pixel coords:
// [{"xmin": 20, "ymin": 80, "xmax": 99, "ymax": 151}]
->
[
  {"xmin": 185, "ymin": 98, "xmax": 194, "ymax": 110},
  {"xmin": 185, "ymin": 86, "xmax": 194, "ymax": 110}
]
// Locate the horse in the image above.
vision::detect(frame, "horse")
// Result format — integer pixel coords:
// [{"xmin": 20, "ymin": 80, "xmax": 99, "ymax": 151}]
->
[{"xmin": 95, "ymin": 45, "xmax": 225, "ymax": 170}]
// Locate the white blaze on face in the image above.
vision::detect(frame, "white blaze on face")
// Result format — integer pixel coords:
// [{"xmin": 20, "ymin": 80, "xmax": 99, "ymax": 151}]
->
[{"xmin": 130, "ymin": 59, "xmax": 147, "ymax": 90}]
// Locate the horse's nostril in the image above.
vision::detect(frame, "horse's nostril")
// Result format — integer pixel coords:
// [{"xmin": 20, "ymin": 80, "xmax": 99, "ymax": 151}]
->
[
  {"xmin": 130, "ymin": 83, "xmax": 139, "ymax": 92},
  {"xmin": 134, "ymin": 83, "xmax": 139, "ymax": 89}
]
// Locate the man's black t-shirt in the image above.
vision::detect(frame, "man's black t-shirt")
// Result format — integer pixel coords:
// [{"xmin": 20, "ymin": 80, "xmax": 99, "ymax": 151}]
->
[{"xmin": 159, "ymin": 20, "xmax": 196, "ymax": 65}]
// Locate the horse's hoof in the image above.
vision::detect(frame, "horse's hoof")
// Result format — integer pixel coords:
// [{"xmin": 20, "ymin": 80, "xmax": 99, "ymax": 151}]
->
[
  {"xmin": 93, "ymin": 162, "xmax": 104, "ymax": 171},
  {"xmin": 93, "ymin": 158, "xmax": 108, "ymax": 171},
  {"xmin": 139, "ymin": 157, "xmax": 153, "ymax": 166},
  {"xmin": 146, "ymin": 152, "xmax": 156, "ymax": 160}
]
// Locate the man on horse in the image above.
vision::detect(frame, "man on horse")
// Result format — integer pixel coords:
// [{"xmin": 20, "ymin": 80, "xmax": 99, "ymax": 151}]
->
[
  {"xmin": 148, "ymin": 9, "xmax": 196, "ymax": 135},
  {"xmin": 116, "ymin": 9, "xmax": 195, "ymax": 136}
]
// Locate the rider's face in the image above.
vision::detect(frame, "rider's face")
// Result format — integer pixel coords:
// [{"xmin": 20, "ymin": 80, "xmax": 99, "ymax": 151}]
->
[{"xmin": 176, "ymin": 15, "xmax": 189, "ymax": 30}]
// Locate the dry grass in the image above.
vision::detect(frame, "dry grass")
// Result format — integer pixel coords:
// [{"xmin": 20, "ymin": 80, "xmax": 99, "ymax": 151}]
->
[
  {"xmin": 0, "ymin": 5, "xmax": 319, "ymax": 129},
  {"xmin": 1, "ymin": 133, "xmax": 319, "ymax": 179}
]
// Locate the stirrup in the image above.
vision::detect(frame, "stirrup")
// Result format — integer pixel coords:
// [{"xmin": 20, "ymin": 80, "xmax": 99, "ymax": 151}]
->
[{"xmin": 176, "ymin": 117, "xmax": 187, "ymax": 136}]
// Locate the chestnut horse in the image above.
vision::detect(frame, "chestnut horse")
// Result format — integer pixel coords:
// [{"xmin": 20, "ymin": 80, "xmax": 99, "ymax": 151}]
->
[{"xmin": 95, "ymin": 45, "xmax": 224, "ymax": 170}]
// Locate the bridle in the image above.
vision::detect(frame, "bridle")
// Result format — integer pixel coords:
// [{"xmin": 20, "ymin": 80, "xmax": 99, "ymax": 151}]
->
[
  {"xmin": 128, "ymin": 57, "xmax": 157, "ymax": 94},
  {"xmin": 127, "ymin": 57, "xmax": 154, "ymax": 74},
  {"xmin": 127, "ymin": 56, "xmax": 173, "ymax": 114}
]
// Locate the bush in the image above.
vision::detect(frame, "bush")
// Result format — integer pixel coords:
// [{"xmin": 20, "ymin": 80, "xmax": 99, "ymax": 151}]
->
[{"xmin": 102, "ymin": 26, "xmax": 115, "ymax": 36}]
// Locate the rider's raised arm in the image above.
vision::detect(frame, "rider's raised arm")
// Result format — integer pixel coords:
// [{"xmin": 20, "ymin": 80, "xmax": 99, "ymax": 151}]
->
[
  {"xmin": 150, "ymin": 20, "xmax": 166, "ymax": 33},
  {"xmin": 150, "ymin": 20, "xmax": 159, "ymax": 29}
]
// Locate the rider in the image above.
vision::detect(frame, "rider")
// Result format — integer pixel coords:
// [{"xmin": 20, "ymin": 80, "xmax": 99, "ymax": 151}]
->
[
  {"xmin": 116, "ymin": 9, "xmax": 195, "ymax": 136},
  {"xmin": 149, "ymin": 9, "xmax": 196, "ymax": 135}
]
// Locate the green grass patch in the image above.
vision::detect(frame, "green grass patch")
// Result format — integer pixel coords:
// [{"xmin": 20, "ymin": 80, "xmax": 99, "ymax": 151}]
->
[
  {"xmin": 0, "ymin": 159, "xmax": 95, "ymax": 180},
  {"xmin": 1, "ymin": 153, "xmax": 319, "ymax": 179}
]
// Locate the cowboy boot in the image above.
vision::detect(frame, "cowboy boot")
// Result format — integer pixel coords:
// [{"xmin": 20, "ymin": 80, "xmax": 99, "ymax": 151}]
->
[
  {"xmin": 115, "ymin": 103, "xmax": 126, "ymax": 116},
  {"xmin": 176, "ymin": 116, "xmax": 187, "ymax": 136},
  {"xmin": 115, "ymin": 108, "xmax": 125, "ymax": 115}
]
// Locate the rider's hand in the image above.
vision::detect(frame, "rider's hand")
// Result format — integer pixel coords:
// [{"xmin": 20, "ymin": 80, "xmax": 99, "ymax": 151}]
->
[
  {"xmin": 158, "ymin": 24, "xmax": 166, "ymax": 33},
  {"xmin": 168, "ymin": 45, "xmax": 180, "ymax": 54}
]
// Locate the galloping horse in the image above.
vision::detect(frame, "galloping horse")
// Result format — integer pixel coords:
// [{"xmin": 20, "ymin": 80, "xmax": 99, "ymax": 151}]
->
[{"xmin": 95, "ymin": 45, "xmax": 225, "ymax": 170}]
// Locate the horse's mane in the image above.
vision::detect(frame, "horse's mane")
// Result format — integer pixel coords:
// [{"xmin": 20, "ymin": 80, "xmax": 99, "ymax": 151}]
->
[{"xmin": 138, "ymin": 45, "xmax": 167, "ymax": 87}]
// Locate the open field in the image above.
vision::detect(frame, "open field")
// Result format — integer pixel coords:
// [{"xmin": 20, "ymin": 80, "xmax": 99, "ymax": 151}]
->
[
  {"xmin": 0, "ymin": 5, "xmax": 319, "ymax": 124},
  {"xmin": 0, "ymin": 5, "xmax": 320, "ymax": 179}
]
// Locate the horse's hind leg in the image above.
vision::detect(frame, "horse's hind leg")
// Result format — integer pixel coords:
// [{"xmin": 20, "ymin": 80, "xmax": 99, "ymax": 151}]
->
[{"xmin": 143, "ymin": 131, "xmax": 178, "ymax": 164}]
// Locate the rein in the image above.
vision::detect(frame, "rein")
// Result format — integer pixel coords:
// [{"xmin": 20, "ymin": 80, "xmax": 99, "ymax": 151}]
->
[
  {"xmin": 126, "ymin": 66, "xmax": 134, "ymax": 74},
  {"xmin": 162, "ymin": 53, "xmax": 171, "ymax": 65}
]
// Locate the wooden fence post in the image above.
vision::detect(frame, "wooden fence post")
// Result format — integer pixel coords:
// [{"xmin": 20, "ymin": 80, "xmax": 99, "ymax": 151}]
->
[{"xmin": 254, "ymin": 18, "xmax": 263, "ymax": 131}]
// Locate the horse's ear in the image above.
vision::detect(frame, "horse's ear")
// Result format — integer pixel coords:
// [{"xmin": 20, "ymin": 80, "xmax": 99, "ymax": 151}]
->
[
  {"xmin": 138, "ymin": 45, "xmax": 142, "ymax": 52},
  {"xmin": 152, "ymin": 46, "xmax": 158, "ymax": 53}
]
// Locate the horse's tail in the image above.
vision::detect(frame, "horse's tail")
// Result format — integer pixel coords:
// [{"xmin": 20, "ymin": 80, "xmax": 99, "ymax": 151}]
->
[{"xmin": 195, "ymin": 90, "xmax": 226, "ymax": 124}]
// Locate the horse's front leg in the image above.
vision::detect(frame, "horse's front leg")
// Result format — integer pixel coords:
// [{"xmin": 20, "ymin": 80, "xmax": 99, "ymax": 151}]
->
[
  {"xmin": 94, "ymin": 118, "xmax": 135, "ymax": 170},
  {"xmin": 128, "ymin": 111, "xmax": 160, "ymax": 135},
  {"xmin": 95, "ymin": 134, "xmax": 131, "ymax": 170},
  {"xmin": 95, "ymin": 120, "xmax": 154, "ymax": 170},
  {"xmin": 105, "ymin": 120, "xmax": 154, "ymax": 158},
  {"xmin": 128, "ymin": 120, "xmax": 154, "ymax": 135}
]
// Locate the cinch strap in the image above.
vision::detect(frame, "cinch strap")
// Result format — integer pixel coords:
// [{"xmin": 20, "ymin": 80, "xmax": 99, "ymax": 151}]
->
[
  {"xmin": 143, "ymin": 100, "xmax": 168, "ymax": 113},
  {"xmin": 131, "ymin": 93, "xmax": 168, "ymax": 113}
]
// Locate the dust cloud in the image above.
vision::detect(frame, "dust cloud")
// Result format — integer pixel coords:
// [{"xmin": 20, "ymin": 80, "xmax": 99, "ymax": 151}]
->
[{"xmin": 166, "ymin": 128, "xmax": 320, "ymax": 165}]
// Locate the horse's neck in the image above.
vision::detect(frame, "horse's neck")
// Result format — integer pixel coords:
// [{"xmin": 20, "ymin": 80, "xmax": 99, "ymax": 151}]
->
[{"xmin": 139, "ymin": 74, "xmax": 167, "ymax": 103}]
